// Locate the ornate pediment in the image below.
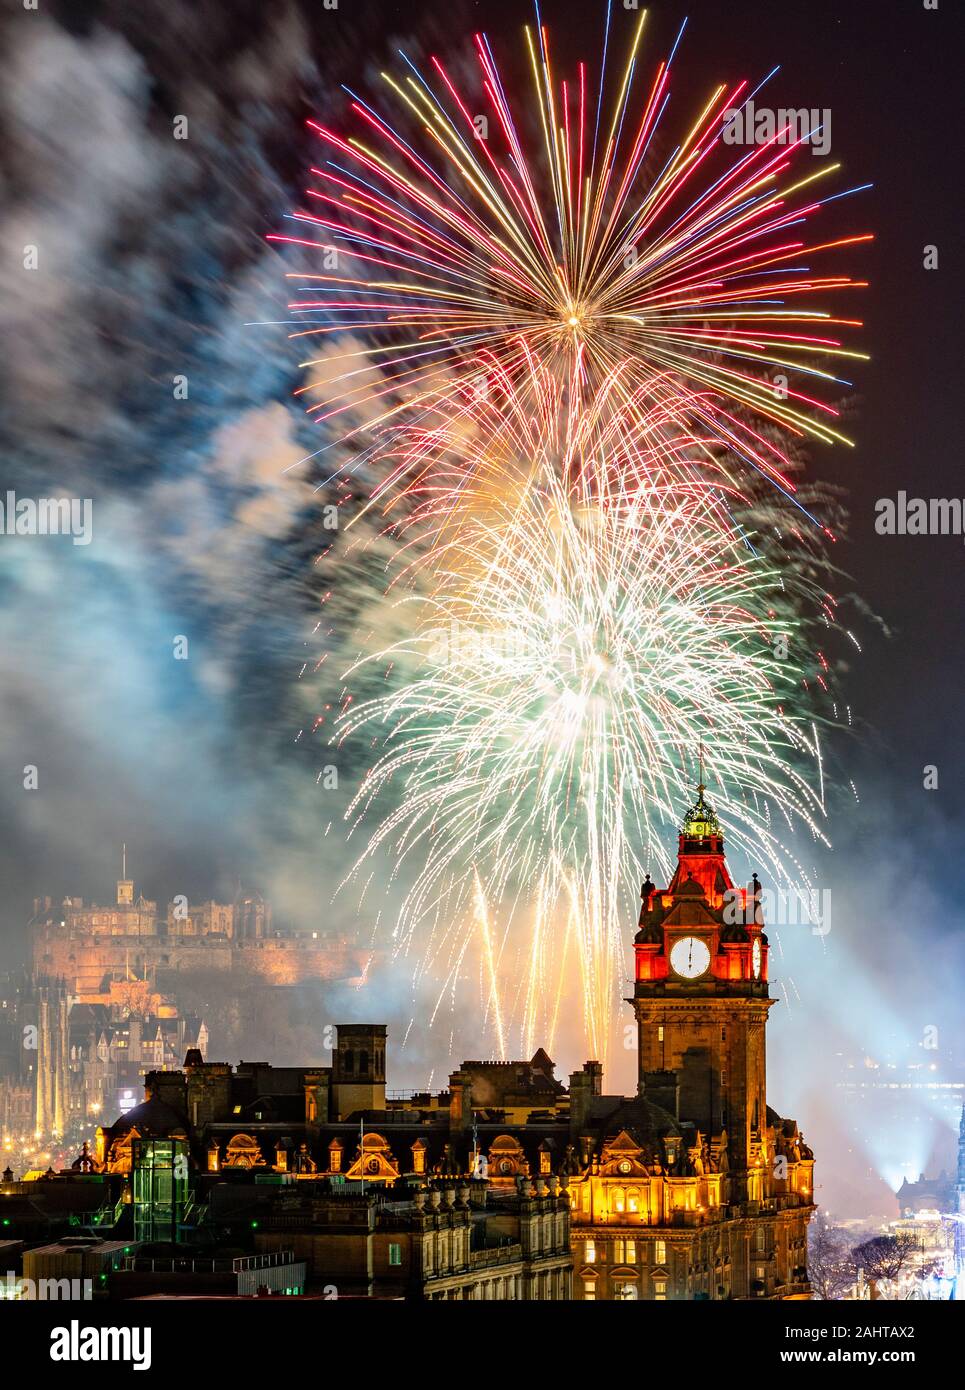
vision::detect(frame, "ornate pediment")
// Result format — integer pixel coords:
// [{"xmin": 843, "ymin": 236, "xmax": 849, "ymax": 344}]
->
[
  {"xmin": 345, "ymin": 1132, "xmax": 400, "ymax": 1182},
  {"xmin": 487, "ymin": 1134, "xmax": 528, "ymax": 1179},
  {"xmin": 224, "ymin": 1133, "xmax": 267, "ymax": 1169},
  {"xmin": 600, "ymin": 1130, "xmax": 647, "ymax": 1176},
  {"xmin": 106, "ymin": 1126, "xmax": 139, "ymax": 1174},
  {"xmin": 663, "ymin": 899, "xmax": 719, "ymax": 929}
]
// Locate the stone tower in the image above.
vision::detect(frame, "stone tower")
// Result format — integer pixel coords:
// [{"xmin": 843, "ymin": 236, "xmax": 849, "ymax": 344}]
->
[
  {"xmin": 35, "ymin": 979, "xmax": 70, "ymax": 1137},
  {"xmin": 630, "ymin": 783, "xmax": 805, "ymax": 1213},
  {"xmin": 330, "ymin": 1024, "xmax": 387, "ymax": 1119}
]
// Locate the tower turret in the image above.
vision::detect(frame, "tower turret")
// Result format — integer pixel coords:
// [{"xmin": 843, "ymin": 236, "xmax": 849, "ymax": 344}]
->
[{"xmin": 629, "ymin": 781, "xmax": 772, "ymax": 1201}]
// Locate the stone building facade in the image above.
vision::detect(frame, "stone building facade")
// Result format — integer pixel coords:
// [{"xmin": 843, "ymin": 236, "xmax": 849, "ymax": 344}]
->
[
  {"xmin": 85, "ymin": 788, "xmax": 814, "ymax": 1300},
  {"xmin": 253, "ymin": 1183, "xmax": 571, "ymax": 1300}
]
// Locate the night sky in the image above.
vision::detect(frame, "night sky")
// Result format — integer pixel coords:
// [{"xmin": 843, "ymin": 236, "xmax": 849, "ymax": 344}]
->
[{"xmin": 0, "ymin": 0, "xmax": 962, "ymax": 1220}]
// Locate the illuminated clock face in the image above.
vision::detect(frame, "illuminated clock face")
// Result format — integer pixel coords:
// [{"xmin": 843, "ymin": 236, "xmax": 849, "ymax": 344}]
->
[
  {"xmin": 752, "ymin": 937, "xmax": 762, "ymax": 979},
  {"xmin": 669, "ymin": 936, "xmax": 711, "ymax": 979}
]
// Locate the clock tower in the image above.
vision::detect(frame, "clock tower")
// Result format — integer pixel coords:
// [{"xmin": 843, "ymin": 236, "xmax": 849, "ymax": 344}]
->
[{"xmin": 631, "ymin": 782, "xmax": 772, "ymax": 1203}]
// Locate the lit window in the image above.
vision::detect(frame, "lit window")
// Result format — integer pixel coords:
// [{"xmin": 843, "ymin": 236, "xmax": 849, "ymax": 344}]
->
[
  {"xmin": 613, "ymin": 1239, "xmax": 625, "ymax": 1264},
  {"xmin": 389, "ymin": 1243, "xmax": 402, "ymax": 1267},
  {"xmin": 585, "ymin": 1240, "xmax": 596, "ymax": 1264},
  {"xmin": 626, "ymin": 1239, "xmax": 636, "ymax": 1263},
  {"xmin": 654, "ymin": 1240, "xmax": 666, "ymax": 1265},
  {"xmin": 653, "ymin": 1278, "xmax": 667, "ymax": 1301},
  {"xmin": 613, "ymin": 1186, "xmax": 625, "ymax": 1213}
]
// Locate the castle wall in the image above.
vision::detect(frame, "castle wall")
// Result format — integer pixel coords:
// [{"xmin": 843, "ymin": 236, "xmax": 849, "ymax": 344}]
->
[
  {"xmin": 31, "ymin": 925, "xmax": 368, "ymax": 996},
  {"xmin": 231, "ymin": 939, "xmax": 367, "ymax": 985}
]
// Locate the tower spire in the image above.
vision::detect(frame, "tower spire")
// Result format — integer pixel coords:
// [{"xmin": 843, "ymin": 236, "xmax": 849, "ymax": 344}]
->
[{"xmin": 681, "ymin": 746, "xmax": 720, "ymax": 840}]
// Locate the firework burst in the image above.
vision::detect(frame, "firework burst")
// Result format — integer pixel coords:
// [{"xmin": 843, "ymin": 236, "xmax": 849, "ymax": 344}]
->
[
  {"xmin": 282, "ymin": 7, "xmax": 870, "ymax": 1064},
  {"xmin": 273, "ymin": 4, "xmax": 870, "ymax": 520},
  {"xmin": 335, "ymin": 388, "xmax": 841, "ymax": 1064}
]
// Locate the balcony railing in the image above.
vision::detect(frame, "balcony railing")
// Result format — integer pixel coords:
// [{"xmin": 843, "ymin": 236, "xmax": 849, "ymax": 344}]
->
[
  {"xmin": 122, "ymin": 1249, "xmax": 298, "ymax": 1275},
  {"xmin": 469, "ymin": 1243, "xmax": 523, "ymax": 1269}
]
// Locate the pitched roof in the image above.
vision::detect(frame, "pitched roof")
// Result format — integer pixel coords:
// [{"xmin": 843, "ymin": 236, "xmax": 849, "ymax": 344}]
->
[{"xmin": 103, "ymin": 1095, "xmax": 189, "ymax": 1140}]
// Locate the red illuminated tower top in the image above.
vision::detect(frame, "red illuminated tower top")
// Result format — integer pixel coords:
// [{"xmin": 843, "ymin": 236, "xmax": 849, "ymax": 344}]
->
[
  {"xmin": 634, "ymin": 780, "xmax": 769, "ymax": 993},
  {"xmin": 669, "ymin": 781, "xmax": 731, "ymax": 899}
]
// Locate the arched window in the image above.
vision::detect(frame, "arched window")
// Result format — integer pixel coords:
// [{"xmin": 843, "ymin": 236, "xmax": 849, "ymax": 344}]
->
[
  {"xmin": 613, "ymin": 1186, "xmax": 626, "ymax": 1213},
  {"xmin": 343, "ymin": 1049, "xmax": 354, "ymax": 1074},
  {"xmin": 627, "ymin": 1187, "xmax": 640, "ymax": 1213},
  {"xmin": 359, "ymin": 1050, "xmax": 369, "ymax": 1076}
]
